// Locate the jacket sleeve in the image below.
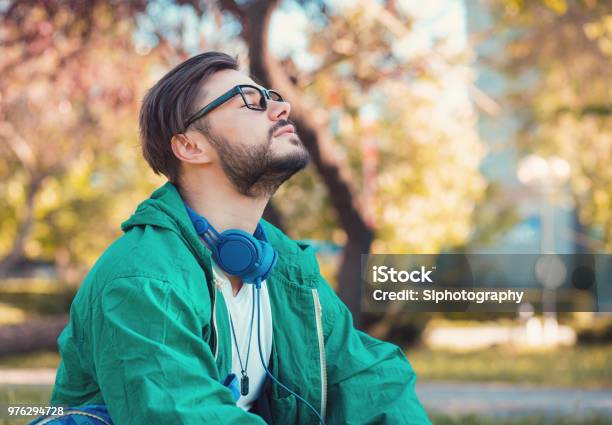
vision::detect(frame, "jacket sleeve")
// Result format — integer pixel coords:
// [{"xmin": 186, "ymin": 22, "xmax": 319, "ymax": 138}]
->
[
  {"xmin": 89, "ymin": 275, "xmax": 265, "ymax": 425},
  {"xmin": 317, "ymin": 278, "xmax": 432, "ymax": 425}
]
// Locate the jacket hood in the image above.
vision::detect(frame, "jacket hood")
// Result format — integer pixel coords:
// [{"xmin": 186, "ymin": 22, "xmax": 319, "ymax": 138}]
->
[
  {"xmin": 120, "ymin": 182, "xmax": 322, "ymax": 284},
  {"xmin": 121, "ymin": 182, "xmax": 205, "ymax": 251}
]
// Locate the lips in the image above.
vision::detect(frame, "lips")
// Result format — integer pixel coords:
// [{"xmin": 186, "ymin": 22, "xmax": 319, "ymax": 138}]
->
[{"xmin": 273, "ymin": 125, "xmax": 295, "ymax": 137}]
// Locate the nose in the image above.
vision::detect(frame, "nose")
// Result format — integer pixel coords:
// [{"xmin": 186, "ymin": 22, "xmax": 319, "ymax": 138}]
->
[{"xmin": 267, "ymin": 97, "xmax": 290, "ymax": 121}]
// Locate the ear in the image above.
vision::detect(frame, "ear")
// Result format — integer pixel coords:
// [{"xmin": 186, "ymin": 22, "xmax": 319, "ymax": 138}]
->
[{"xmin": 171, "ymin": 133, "xmax": 212, "ymax": 165}]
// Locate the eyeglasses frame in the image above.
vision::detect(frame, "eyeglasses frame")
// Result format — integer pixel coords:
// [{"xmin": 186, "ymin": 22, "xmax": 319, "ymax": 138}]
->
[{"xmin": 183, "ymin": 84, "xmax": 284, "ymax": 130}]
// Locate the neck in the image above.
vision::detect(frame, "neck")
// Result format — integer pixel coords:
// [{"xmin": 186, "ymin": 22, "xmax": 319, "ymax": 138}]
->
[
  {"xmin": 178, "ymin": 172, "xmax": 269, "ymax": 235},
  {"xmin": 178, "ymin": 171, "xmax": 270, "ymax": 294}
]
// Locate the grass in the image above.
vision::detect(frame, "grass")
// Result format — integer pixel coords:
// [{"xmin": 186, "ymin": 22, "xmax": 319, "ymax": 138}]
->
[
  {"xmin": 0, "ymin": 351, "xmax": 60, "ymax": 369},
  {"xmin": 429, "ymin": 414, "xmax": 612, "ymax": 425},
  {"xmin": 1, "ymin": 284, "xmax": 611, "ymax": 422},
  {"xmin": 0, "ymin": 387, "xmax": 610, "ymax": 425},
  {"xmin": 0, "ymin": 385, "xmax": 53, "ymax": 424},
  {"xmin": 406, "ymin": 344, "xmax": 612, "ymax": 388},
  {"xmin": 1, "ymin": 343, "xmax": 611, "ymax": 388},
  {"xmin": 0, "ymin": 279, "xmax": 76, "ymax": 322},
  {"xmin": 0, "ymin": 385, "xmax": 52, "ymax": 405},
  {"xmin": 0, "ymin": 389, "xmax": 610, "ymax": 425}
]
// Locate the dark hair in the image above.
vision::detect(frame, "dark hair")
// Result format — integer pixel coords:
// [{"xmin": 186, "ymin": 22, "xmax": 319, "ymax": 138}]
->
[{"xmin": 139, "ymin": 51, "xmax": 239, "ymax": 184}]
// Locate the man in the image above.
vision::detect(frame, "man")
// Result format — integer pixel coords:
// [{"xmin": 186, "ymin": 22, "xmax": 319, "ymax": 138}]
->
[{"xmin": 49, "ymin": 51, "xmax": 431, "ymax": 424}]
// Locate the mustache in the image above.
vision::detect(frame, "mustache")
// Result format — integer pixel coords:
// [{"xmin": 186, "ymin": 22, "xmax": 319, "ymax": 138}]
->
[{"xmin": 269, "ymin": 118, "xmax": 296, "ymax": 139}]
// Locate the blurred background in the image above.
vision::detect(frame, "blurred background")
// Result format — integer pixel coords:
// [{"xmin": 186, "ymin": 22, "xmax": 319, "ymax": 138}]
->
[{"xmin": 0, "ymin": 0, "xmax": 610, "ymax": 424}]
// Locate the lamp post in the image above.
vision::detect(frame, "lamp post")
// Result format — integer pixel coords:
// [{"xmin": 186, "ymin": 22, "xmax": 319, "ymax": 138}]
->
[{"xmin": 517, "ymin": 154, "xmax": 571, "ymax": 345}]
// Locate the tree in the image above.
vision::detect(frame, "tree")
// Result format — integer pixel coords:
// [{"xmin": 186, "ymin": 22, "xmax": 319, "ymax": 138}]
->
[
  {"xmin": 491, "ymin": 0, "xmax": 612, "ymax": 250},
  {"xmin": 0, "ymin": 1, "xmax": 166, "ymax": 279},
  {"xmin": 1, "ymin": 0, "xmax": 487, "ymax": 347},
  {"xmin": 209, "ymin": 0, "xmax": 487, "ymax": 327}
]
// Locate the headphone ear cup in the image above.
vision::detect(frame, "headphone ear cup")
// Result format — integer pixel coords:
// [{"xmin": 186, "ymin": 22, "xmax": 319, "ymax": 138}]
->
[
  {"xmin": 216, "ymin": 230, "xmax": 261, "ymax": 276},
  {"xmin": 185, "ymin": 204, "xmax": 278, "ymax": 283},
  {"xmin": 240, "ymin": 240, "xmax": 276, "ymax": 284},
  {"xmin": 258, "ymin": 240, "xmax": 278, "ymax": 281}
]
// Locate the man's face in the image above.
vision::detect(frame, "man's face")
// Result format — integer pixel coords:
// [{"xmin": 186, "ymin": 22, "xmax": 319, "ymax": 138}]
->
[{"xmin": 188, "ymin": 69, "xmax": 309, "ymax": 198}]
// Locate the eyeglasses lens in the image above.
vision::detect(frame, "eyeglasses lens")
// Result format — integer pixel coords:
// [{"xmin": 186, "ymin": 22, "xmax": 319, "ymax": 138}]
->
[{"xmin": 241, "ymin": 86, "xmax": 283, "ymax": 110}]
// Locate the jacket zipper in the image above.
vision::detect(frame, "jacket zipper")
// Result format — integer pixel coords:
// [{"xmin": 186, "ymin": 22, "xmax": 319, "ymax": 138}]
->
[
  {"xmin": 34, "ymin": 410, "xmax": 112, "ymax": 425},
  {"xmin": 212, "ymin": 286, "xmax": 219, "ymax": 359},
  {"xmin": 311, "ymin": 288, "xmax": 327, "ymax": 421}
]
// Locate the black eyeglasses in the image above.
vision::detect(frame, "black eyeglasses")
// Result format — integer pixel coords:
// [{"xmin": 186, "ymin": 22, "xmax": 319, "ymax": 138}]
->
[{"xmin": 184, "ymin": 84, "xmax": 284, "ymax": 130}]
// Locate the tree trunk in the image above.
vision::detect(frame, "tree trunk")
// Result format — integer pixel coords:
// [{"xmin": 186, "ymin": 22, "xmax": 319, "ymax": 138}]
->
[
  {"xmin": 230, "ymin": 0, "xmax": 374, "ymax": 328},
  {"xmin": 0, "ymin": 174, "xmax": 43, "ymax": 277},
  {"xmin": 0, "ymin": 315, "xmax": 68, "ymax": 356},
  {"xmin": 262, "ymin": 202, "xmax": 286, "ymax": 231}
]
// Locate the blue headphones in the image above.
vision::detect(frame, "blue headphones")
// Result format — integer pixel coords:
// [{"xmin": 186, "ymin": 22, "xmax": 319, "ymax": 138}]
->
[
  {"xmin": 184, "ymin": 203, "xmax": 326, "ymax": 425},
  {"xmin": 184, "ymin": 204, "xmax": 278, "ymax": 288}
]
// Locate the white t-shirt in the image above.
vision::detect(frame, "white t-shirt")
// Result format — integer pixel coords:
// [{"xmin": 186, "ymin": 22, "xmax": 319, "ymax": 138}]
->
[{"xmin": 212, "ymin": 262, "xmax": 273, "ymax": 411}]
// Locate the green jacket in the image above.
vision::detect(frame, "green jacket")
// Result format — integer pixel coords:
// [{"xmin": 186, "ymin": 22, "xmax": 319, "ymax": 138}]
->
[{"xmin": 50, "ymin": 182, "xmax": 431, "ymax": 424}]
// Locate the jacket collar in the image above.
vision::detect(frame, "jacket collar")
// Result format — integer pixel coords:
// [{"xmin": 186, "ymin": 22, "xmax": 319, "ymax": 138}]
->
[{"xmin": 120, "ymin": 182, "xmax": 321, "ymax": 287}]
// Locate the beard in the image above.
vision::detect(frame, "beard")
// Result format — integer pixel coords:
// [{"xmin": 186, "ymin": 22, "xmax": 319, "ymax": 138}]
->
[{"xmin": 196, "ymin": 121, "xmax": 310, "ymax": 198}]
